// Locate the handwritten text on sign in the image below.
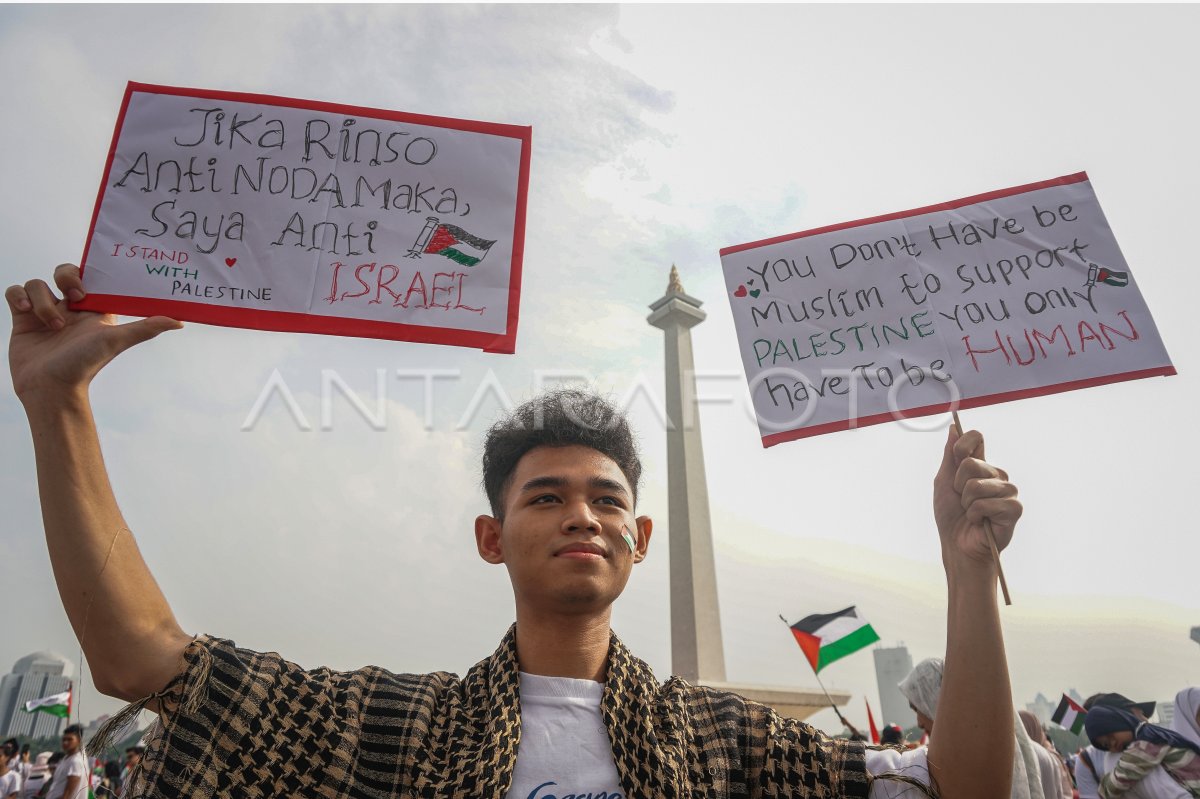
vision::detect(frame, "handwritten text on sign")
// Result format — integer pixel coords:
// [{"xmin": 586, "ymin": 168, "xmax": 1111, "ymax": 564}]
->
[
  {"xmin": 720, "ymin": 174, "xmax": 1175, "ymax": 446},
  {"xmin": 78, "ymin": 83, "xmax": 531, "ymax": 352}
]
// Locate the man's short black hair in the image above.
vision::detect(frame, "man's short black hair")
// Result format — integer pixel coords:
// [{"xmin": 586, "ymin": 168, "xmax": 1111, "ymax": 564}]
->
[
  {"xmin": 63, "ymin": 724, "xmax": 84, "ymax": 739},
  {"xmin": 482, "ymin": 389, "xmax": 642, "ymax": 518},
  {"xmin": 126, "ymin": 746, "xmax": 145, "ymax": 756}
]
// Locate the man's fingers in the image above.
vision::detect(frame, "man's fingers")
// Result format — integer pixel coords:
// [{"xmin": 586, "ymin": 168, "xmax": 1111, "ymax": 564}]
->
[
  {"xmin": 22, "ymin": 279, "xmax": 66, "ymax": 330},
  {"xmin": 4, "ymin": 284, "xmax": 33, "ymax": 316},
  {"xmin": 53, "ymin": 263, "xmax": 86, "ymax": 302},
  {"xmin": 112, "ymin": 316, "xmax": 183, "ymax": 352},
  {"xmin": 965, "ymin": 498, "xmax": 1021, "ymax": 546},
  {"xmin": 960, "ymin": 476, "xmax": 1018, "ymax": 511},
  {"xmin": 953, "ymin": 457, "xmax": 1008, "ymax": 494},
  {"xmin": 952, "ymin": 429, "xmax": 985, "ymax": 463}
]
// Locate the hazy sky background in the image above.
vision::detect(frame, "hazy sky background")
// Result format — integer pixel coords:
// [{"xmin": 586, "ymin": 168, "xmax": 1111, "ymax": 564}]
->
[{"xmin": 1, "ymin": 4, "xmax": 1196, "ymax": 736}]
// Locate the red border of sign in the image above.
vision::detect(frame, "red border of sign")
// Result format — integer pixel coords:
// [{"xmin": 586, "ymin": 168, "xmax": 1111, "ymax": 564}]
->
[
  {"xmin": 74, "ymin": 82, "xmax": 532, "ymax": 353},
  {"xmin": 720, "ymin": 172, "xmax": 1177, "ymax": 447},
  {"xmin": 721, "ymin": 172, "xmax": 1090, "ymax": 256},
  {"xmin": 760, "ymin": 365, "xmax": 1177, "ymax": 447}
]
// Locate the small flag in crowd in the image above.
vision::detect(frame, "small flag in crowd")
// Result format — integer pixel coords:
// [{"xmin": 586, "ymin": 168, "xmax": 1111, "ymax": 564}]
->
[
  {"xmin": 423, "ymin": 223, "xmax": 496, "ymax": 266},
  {"xmin": 865, "ymin": 698, "xmax": 880, "ymax": 745},
  {"xmin": 787, "ymin": 607, "xmax": 880, "ymax": 673},
  {"xmin": 1051, "ymin": 693, "xmax": 1087, "ymax": 734},
  {"xmin": 23, "ymin": 690, "xmax": 71, "ymax": 718}
]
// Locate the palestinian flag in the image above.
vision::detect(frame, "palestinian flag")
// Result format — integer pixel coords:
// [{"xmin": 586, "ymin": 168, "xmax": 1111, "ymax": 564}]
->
[
  {"xmin": 788, "ymin": 607, "xmax": 880, "ymax": 673},
  {"xmin": 1096, "ymin": 268, "xmax": 1129, "ymax": 287},
  {"xmin": 24, "ymin": 690, "xmax": 71, "ymax": 718},
  {"xmin": 1051, "ymin": 694, "xmax": 1087, "ymax": 734},
  {"xmin": 423, "ymin": 223, "xmax": 496, "ymax": 266}
]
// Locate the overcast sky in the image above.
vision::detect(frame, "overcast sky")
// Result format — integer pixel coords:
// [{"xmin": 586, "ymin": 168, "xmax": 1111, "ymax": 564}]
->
[{"xmin": 1, "ymin": 4, "xmax": 1196, "ymax": 736}]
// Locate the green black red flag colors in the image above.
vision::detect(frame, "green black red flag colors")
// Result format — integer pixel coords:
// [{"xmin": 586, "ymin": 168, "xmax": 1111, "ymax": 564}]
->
[
  {"xmin": 422, "ymin": 222, "xmax": 496, "ymax": 266},
  {"xmin": 1051, "ymin": 693, "xmax": 1087, "ymax": 734},
  {"xmin": 788, "ymin": 607, "xmax": 880, "ymax": 673}
]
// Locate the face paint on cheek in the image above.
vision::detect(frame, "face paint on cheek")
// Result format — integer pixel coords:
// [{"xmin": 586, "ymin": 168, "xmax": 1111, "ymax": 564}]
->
[{"xmin": 621, "ymin": 525, "xmax": 637, "ymax": 554}]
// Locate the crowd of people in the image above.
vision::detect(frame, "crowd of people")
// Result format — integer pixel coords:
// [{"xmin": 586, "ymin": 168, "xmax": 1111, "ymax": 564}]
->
[
  {"xmin": 858, "ymin": 675, "xmax": 1200, "ymax": 798},
  {"xmin": 0, "ymin": 729, "xmax": 143, "ymax": 799}
]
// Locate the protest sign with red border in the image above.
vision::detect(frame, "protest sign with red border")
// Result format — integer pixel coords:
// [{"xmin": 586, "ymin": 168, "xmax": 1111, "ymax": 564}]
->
[{"xmin": 76, "ymin": 82, "xmax": 532, "ymax": 353}]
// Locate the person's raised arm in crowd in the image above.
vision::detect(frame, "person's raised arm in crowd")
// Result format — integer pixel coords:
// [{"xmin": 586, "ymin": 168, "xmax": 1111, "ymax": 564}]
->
[
  {"xmin": 927, "ymin": 426, "xmax": 1020, "ymax": 798},
  {"xmin": 7, "ymin": 264, "xmax": 190, "ymax": 702}
]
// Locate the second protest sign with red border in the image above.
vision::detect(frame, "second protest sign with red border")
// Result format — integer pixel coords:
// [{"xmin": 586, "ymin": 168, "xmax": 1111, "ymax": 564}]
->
[{"xmin": 720, "ymin": 173, "xmax": 1175, "ymax": 446}]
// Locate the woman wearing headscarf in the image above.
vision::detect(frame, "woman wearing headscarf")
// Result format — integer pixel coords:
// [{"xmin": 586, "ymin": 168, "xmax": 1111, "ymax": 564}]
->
[
  {"xmin": 1173, "ymin": 688, "xmax": 1200, "ymax": 749},
  {"xmin": 1019, "ymin": 710, "xmax": 1072, "ymax": 799},
  {"xmin": 1084, "ymin": 704, "xmax": 1200, "ymax": 797},
  {"xmin": 898, "ymin": 658, "xmax": 1045, "ymax": 799}
]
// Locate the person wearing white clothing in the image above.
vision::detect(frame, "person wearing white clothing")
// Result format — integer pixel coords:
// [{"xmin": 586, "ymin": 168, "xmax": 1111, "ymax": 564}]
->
[
  {"xmin": 44, "ymin": 726, "xmax": 87, "ymax": 799},
  {"xmin": 1173, "ymin": 687, "xmax": 1200, "ymax": 748},
  {"xmin": 0, "ymin": 746, "xmax": 22, "ymax": 799}
]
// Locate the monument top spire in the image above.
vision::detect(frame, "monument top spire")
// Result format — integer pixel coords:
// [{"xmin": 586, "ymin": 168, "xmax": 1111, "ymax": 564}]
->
[{"xmin": 667, "ymin": 264, "xmax": 684, "ymax": 295}]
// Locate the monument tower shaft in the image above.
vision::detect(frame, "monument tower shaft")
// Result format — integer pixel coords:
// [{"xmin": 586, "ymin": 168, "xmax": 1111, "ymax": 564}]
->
[{"xmin": 648, "ymin": 266, "xmax": 726, "ymax": 683}]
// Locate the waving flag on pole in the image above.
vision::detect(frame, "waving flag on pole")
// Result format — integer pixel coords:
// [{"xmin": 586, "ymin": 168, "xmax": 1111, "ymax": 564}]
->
[
  {"xmin": 865, "ymin": 698, "xmax": 880, "ymax": 744},
  {"xmin": 1051, "ymin": 693, "xmax": 1087, "ymax": 734},
  {"xmin": 24, "ymin": 689, "xmax": 71, "ymax": 719},
  {"xmin": 788, "ymin": 607, "xmax": 880, "ymax": 673}
]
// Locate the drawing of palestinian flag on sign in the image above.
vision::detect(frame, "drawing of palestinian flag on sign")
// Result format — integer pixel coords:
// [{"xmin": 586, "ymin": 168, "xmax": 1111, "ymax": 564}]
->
[
  {"xmin": 1086, "ymin": 263, "xmax": 1129, "ymax": 288},
  {"xmin": 422, "ymin": 222, "xmax": 496, "ymax": 266},
  {"xmin": 788, "ymin": 606, "xmax": 880, "ymax": 673}
]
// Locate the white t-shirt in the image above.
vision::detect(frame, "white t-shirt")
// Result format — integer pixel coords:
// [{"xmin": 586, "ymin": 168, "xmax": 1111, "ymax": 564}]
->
[
  {"xmin": 45, "ymin": 752, "xmax": 88, "ymax": 799},
  {"xmin": 505, "ymin": 673, "xmax": 930, "ymax": 799},
  {"xmin": 0, "ymin": 771, "xmax": 21, "ymax": 799},
  {"xmin": 1073, "ymin": 745, "xmax": 1190, "ymax": 799}
]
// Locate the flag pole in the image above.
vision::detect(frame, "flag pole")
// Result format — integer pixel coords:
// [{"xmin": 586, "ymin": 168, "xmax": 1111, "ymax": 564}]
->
[
  {"xmin": 779, "ymin": 615, "xmax": 856, "ymax": 734},
  {"xmin": 951, "ymin": 411, "xmax": 1012, "ymax": 605}
]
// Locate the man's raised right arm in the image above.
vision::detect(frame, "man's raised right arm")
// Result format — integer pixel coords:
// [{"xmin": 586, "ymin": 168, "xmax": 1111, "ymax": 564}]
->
[{"xmin": 6, "ymin": 264, "xmax": 190, "ymax": 701}]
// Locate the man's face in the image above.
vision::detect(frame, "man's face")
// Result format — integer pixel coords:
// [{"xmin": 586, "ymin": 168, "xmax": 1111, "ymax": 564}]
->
[
  {"xmin": 61, "ymin": 733, "xmax": 79, "ymax": 755},
  {"xmin": 126, "ymin": 751, "xmax": 141, "ymax": 768},
  {"xmin": 909, "ymin": 702, "xmax": 934, "ymax": 737},
  {"xmin": 475, "ymin": 445, "xmax": 651, "ymax": 615}
]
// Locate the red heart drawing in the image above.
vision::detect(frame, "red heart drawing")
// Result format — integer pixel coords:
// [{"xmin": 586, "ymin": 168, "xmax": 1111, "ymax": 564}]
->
[
  {"xmin": 734, "ymin": 284, "xmax": 747, "ymax": 298},
  {"xmin": 225, "ymin": 257, "xmax": 237, "ymax": 268}
]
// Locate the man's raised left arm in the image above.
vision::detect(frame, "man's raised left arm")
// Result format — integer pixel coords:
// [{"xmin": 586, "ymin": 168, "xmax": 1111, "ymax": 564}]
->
[{"xmin": 927, "ymin": 426, "xmax": 1021, "ymax": 799}]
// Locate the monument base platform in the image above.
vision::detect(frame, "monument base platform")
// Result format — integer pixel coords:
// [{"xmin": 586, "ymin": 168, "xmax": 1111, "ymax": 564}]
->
[{"xmin": 697, "ymin": 681, "xmax": 850, "ymax": 722}]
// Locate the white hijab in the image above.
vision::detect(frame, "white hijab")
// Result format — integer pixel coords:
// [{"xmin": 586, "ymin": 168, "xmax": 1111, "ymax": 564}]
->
[
  {"xmin": 898, "ymin": 657, "xmax": 1045, "ymax": 799},
  {"xmin": 1172, "ymin": 687, "xmax": 1200, "ymax": 747}
]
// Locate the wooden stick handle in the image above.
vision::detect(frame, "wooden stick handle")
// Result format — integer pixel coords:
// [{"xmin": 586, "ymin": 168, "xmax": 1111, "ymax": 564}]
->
[{"xmin": 951, "ymin": 411, "xmax": 1012, "ymax": 606}]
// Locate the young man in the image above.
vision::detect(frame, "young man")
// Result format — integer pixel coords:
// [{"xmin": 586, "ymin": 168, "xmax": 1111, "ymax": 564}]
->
[
  {"xmin": 0, "ymin": 745, "xmax": 21, "ymax": 799},
  {"xmin": 43, "ymin": 726, "xmax": 86, "ymax": 799},
  {"xmin": 8, "ymin": 265, "xmax": 1022, "ymax": 798},
  {"xmin": 118, "ymin": 747, "xmax": 143, "ymax": 797}
]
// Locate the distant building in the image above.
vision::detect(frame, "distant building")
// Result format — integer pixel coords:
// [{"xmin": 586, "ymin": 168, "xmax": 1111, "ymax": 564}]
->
[
  {"xmin": 82, "ymin": 713, "xmax": 111, "ymax": 742},
  {"xmin": 1192, "ymin": 626, "xmax": 1200, "ymax": 647},
  {"xmin": 1157, "ymin": 702, "xmax": 1175, "ymax": 727},
  {"xmin": 873, "ymin": 645, "xmax": 916, "ymax": 729},
  {"xmin": 0, "ymin": 651, "xmax": 73, "ymax": 738},
  {"xmin": 1027, "ymin": 692, "xmax": 1057, "ymax": 727}
]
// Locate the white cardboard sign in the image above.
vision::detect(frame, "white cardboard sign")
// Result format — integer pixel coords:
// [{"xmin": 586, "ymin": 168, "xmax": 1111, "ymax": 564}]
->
[
  {"xmin": 77, "ymin": 83, "xmax": 531, "ymax": 352},
  {"xmin": 720, "ymin": 174, "xmax": 1175, "ymax": 446}
]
